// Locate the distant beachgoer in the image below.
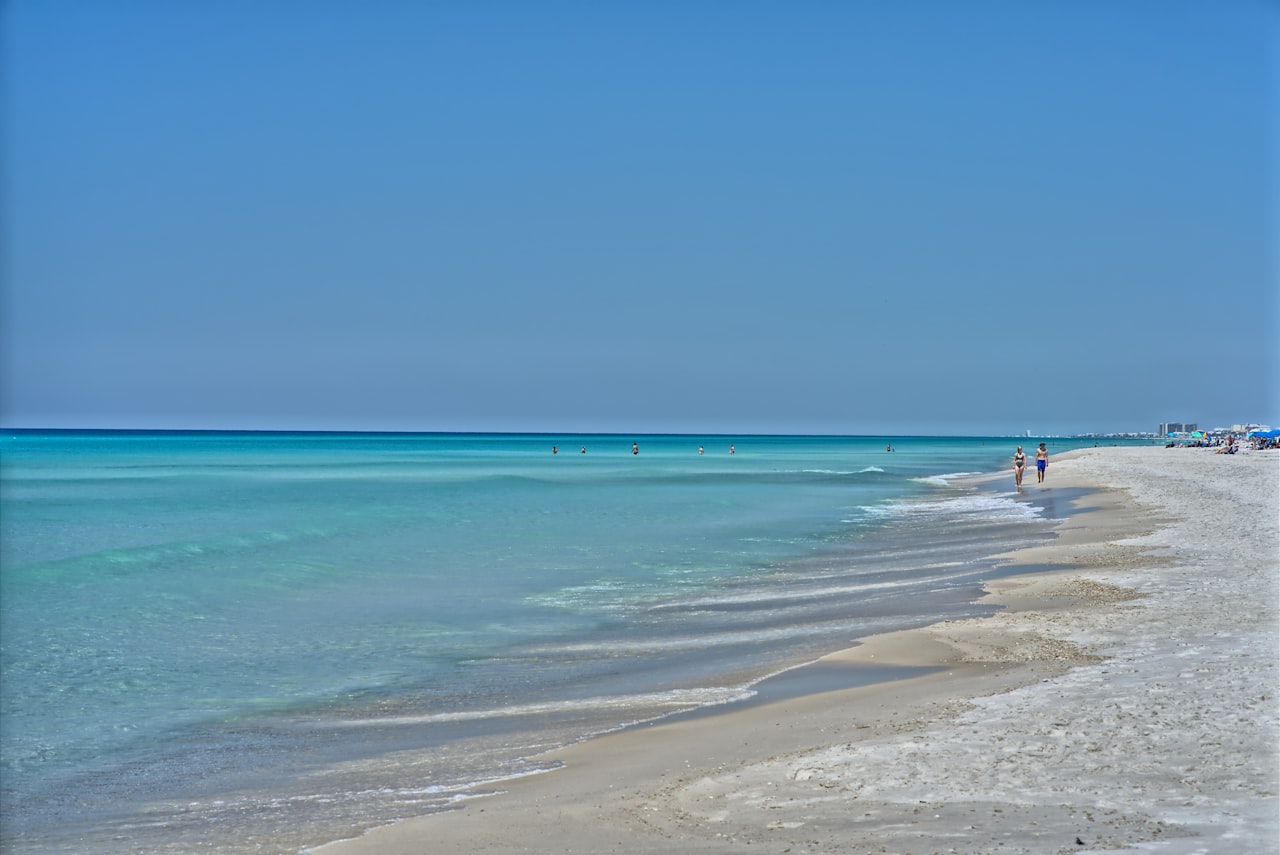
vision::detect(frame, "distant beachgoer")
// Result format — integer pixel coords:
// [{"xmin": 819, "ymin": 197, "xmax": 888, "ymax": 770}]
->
[
  {"xmin": 1013, "ymin": 446, "xmax": 1027, "ymax": 487},
  {"xmin": 1036, "ymin": 443, "xmax": 1048, "ymax": 483},
  {"xmin": 886, "ymin": 444, "xmax": 892, "ymax": 452},
  {"xmin": 729, "ymin": 444, "xmax": 735, "ymax": 454},
  {"xmin": 581, "ymin": 446, "xmax": 586, "ymax": 454},
  {"xmin": 632, "ymin": 443, "xmax": 639, "ymax": 455},
  {"xmin": 698, "ymin": 446, "xmax": 704, "ymax": 455},
  {"xmin": 552, "ymin": 446, "xmax": 558, "ymax": 454}
]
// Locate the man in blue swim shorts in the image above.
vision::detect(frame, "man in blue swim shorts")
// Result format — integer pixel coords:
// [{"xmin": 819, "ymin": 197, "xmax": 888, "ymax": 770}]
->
[{"xmin": 1035, "ymin": 442, "xmax": 1048, "ymax": 483}]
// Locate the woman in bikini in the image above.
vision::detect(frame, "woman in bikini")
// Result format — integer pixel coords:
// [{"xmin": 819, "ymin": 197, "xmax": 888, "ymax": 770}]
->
[{"xmin": 1013, "ymin": 446, "xmax": 1027, "ymax": 487}]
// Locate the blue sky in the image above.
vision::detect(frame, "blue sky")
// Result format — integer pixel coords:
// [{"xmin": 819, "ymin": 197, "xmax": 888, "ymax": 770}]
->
[{"xmin": 3, "ymin": 1, "xmax": 1275, "ymax": 435}]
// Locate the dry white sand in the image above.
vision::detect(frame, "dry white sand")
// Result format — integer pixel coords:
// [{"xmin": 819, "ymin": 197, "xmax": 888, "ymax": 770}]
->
[{"xmin": 315, "ymin": 446, "xmax": 1278, "ymax": 855}]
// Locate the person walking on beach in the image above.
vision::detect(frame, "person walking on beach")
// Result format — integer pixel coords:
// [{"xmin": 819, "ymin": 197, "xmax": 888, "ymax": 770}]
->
[
  {"xmin": 1013, "ymin": 446, "xmax": 1027, "ymax": 487},
  {"xmin": 1035, "ymin": 442, "xmax": 1048, "ymax": 483}
]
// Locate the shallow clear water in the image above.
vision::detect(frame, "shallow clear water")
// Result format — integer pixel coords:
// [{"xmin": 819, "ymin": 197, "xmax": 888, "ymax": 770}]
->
[{"xmin": 0, "ymin": 432, "xmax": 1132, "ymax": 853}]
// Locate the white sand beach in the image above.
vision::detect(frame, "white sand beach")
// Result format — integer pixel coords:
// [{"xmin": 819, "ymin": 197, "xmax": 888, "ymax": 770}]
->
[{"xmin": 315, "ymin": 446, "xmax": 1279, "ymax": 855}]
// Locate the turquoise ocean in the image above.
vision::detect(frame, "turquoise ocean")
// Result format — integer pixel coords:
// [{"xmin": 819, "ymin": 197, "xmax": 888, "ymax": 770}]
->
[{"xmin": 0, "ymin": 432, "xmax": 1141, "ymax": 853}]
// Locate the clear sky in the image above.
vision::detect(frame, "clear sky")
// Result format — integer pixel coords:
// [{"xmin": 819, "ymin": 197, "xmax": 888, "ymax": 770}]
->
[{"xmin": 3, "ymin": 1, "xmax": 1276, "ymax": 435}]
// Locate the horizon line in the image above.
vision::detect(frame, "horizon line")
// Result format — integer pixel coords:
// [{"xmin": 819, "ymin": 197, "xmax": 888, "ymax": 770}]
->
[{"xmin": 1, "ymin": 426, "xmax": 1162, "ymax": 439}]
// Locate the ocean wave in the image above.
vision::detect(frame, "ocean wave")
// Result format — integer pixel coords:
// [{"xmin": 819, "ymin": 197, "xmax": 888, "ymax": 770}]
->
[
  {"xmin": 15, "ymin": 526, "xmax": 338, "ymax": 586},
  {"xmin": 326, "ymin": 686, "xmax": 756, "ymax": 727},
  {"xmin": 520, "ymin": 615, "xmax": 905, "ymax": 657},
  {"xmin": 910, "ymin": 471, "xmax": 984, "ymax": 486},
  {"xmin": 647, "ymin": 574, "xmax": 947, "ymax": 611},
  {"xmin": 862, "ymin": 493, "xmax": 1043, "ymax": 522}
]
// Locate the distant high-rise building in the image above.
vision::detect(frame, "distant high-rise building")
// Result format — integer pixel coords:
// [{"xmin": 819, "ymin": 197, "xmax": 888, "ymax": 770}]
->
[{"xmin": 1159, "ymin": 422, "xmax": 1197, "ymax": 435}]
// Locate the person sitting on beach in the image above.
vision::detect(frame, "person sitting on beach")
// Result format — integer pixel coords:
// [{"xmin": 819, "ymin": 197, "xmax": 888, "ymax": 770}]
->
[
  {"xmin": 1035, "ymin": 442, "xmax": 1048, "ymax": 483},
  {"xmin": 1013, "ymin": 446, "xmax": 1027, "ymax": 487}
]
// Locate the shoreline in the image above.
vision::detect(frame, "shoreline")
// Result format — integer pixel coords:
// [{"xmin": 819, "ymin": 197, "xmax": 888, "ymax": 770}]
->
[{"xmin": 315, "ymin": 446, "xmax": 1278, "ymax": 854}]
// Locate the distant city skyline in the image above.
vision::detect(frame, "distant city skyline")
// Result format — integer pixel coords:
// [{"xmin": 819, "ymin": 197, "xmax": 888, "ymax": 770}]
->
[{"xmin": 3, "ymin": 2, "xmax": 1275, "ymax": 436}]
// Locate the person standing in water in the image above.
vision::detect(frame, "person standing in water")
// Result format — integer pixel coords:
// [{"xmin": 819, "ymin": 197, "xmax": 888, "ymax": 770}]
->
[
  {"xmin": 1035, "ymin": 442, "xmax": 1048, "ymax": 483},
  {"xmin": 1013, "ymin": 446, "xmax": 1027, "ymax": 487},
  {"xmin": 632, "ymin": 442, "xmax": 639, "ymax": 455}
]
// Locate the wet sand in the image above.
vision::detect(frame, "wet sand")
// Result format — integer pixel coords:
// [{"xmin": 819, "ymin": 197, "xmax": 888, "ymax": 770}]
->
[{"xmin": 314, "ymin": 445, "xmax": 1279, "ymax": 854}]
